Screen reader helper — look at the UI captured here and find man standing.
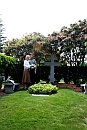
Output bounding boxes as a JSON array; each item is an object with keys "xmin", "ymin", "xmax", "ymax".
[{"xmin": 29, "ymin": 53, "xmax": 37, "ymax": 85}]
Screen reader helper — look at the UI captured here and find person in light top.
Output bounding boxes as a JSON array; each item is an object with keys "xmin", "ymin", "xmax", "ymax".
[{"xmin": 22, "ymin": 55, "xmax": 31, "ymax": 90}]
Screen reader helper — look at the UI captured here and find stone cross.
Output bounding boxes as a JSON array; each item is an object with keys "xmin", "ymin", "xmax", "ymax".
[{"xmin": 44, "ymin": 54, "xmax": 60, "ymax": 83}]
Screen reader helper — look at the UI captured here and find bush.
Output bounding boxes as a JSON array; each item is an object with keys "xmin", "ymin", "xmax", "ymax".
[
  {"xmin": 0, "ymin": 78, "xmax": 3, "ymax": 89},
  {"xmin": 28, "ymin": 83, "xmax": 58, "ymax": 95},
  {"xmin": 0, "ymin": 54, "xmax": 17, "ymax": 79}
]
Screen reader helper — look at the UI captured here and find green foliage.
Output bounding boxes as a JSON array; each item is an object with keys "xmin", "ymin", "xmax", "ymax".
[
  {"xmin": 28, "ymin": 83, "xmax": 58, "ymax": 94},
  {"xmin": 50, "ymin": 19, "xmax": 87, "ymax": 66},
  {"xmin": 82, "ymin": 62, "xmax": 87, "ymax": 66},
  {"xmin": 0, "ymin": 54, "xmax": 17, "ymax": 66},
  {"xmin": 3, "ymin": 19, "xmax": 87, "ymax": 66},
  {"xmin": 0, "ymin": 78, "xmax": 3, "ymax": 89},
  {"xmin": 4, "ymin": 32, "xmax": 47, "ymax": 62},
  {"xmin": 0, "ymin": 54, "xmax": 17, "ymax": 78}
]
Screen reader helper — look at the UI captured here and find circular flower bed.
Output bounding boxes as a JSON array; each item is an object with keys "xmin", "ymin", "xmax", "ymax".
[{"xmin": 28, "ymin": 83, "xmax": 58, "ymax": 95}]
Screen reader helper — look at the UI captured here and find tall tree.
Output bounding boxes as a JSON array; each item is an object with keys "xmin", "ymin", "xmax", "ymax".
[
  {"xmin": 0, "ymin": 15, "xmax": 6, "ymax": 53},
  {"xmin": 4, "ymin": 32, "xmax": 47, "ymax": 63},
  {"xmin": 4, "ymin": 19, "xmax": 87, "ymax": 66},
  {"xmin": 49, "ymin": 19, "xmax": 87, "ymax": 66}
]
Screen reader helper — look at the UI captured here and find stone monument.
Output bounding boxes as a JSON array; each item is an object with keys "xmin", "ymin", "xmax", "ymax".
[{"xmin": 44, "ymin": 54, "xmax": 60, "ymax": 83}]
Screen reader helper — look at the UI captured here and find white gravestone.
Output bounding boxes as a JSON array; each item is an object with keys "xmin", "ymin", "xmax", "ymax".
[{"xmin": 44, "ymin": 54, "xmax": 60, "ymax": 83}]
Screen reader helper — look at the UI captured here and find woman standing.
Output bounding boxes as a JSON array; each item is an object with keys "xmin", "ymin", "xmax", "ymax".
[{"xmin": 22, "ymin": 55, "xmax": 31, "ymax": 90}]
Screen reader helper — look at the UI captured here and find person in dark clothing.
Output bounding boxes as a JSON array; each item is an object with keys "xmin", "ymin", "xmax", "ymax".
[{"xmin": 29, "ymin": 53, "xmax": 37, "ymax": 85}]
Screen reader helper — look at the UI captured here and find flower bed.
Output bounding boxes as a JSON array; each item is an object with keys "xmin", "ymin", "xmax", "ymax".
[
  {"xmin": 57, "ymin": 83, "xmax": 82, "ymax": 92},
  {"xmin": 28, "ymin": 83, "xmax": 58, "ymax": 95}
]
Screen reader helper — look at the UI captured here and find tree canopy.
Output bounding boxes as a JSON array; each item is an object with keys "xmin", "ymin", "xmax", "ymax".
[
  {"xmin": 4, "ymin": 19, "xmax": 87, "ymax": 66},
  {"xmin": 48, "ymin": 19, "xmax": 87, "ymax": 66}
]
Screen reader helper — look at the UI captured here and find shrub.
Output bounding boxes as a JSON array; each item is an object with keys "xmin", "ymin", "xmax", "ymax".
[
  {"xmin": 0, "ymin": 54, "xmax": 17, "ymax": 79},
  {"xmin": 28, "ymin": 83, "xmax": 58, "ymax": 95},
  {"xmin": 0, "ymin": 78, "xmax": 3, "ymax": 89}
]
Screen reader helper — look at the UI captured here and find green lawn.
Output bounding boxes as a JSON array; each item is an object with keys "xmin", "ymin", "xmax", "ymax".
[{"xmin": 0, "ymin": 88, "xmax": 87, "ymax": 130}]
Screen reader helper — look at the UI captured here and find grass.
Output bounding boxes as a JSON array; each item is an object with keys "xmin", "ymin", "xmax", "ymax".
[{"xmin": 0, "ymin": 88, "xmax": 87, "ymax": 130}]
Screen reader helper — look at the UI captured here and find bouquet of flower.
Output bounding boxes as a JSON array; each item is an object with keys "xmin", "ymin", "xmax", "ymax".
[{"xmin": 30, "ymin": 64, "xmax": 36, "ymax": 69}]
